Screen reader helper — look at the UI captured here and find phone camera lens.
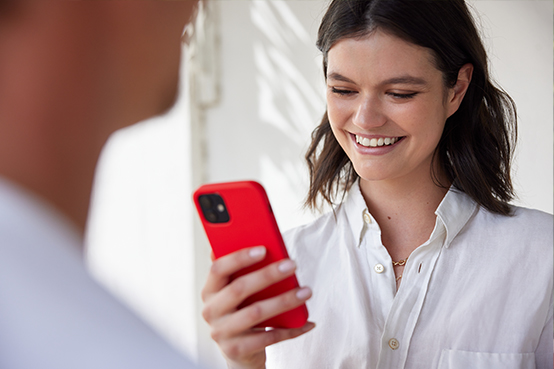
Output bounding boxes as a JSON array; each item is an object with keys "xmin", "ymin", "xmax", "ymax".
[
  {"xmin": 199, "ymin": 196, "xmax": 212, "ymax": 209},
  {"xmin": 205, "ymin": 210, "xmax": 217, "ymax": 223}
]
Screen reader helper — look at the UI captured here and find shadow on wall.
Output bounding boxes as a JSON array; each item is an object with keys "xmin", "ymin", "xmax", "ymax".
[
  {"xmin": 200, "ymin": 0, "xmax": 328, "ymax": 231},
  {"xmin": 251, "ymin": 1, "xmax": 327, "ymax": 230}
]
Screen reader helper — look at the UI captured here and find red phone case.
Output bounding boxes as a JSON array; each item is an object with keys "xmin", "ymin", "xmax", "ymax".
[{"xmin": 193, "ymin": 180, "xmax": 308, "ymax": 328}]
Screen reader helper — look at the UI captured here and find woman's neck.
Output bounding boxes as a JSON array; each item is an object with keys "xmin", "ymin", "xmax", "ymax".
[{"xmin": 359, "ymin": 171, "xmax": 450, "ymax": 261}]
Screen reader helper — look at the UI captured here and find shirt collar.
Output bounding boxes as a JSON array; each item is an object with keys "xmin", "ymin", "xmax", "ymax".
[
  {"xmin": 342, "ymin": 180, "xmax": 375, "ymax": 247},
  {"xmin": 342, "ymin": 181, "xmax": 478, "ymax": 249},
  {"xmin": 435, "ymin": 186, "xmax": 478, "ymax": 248}
]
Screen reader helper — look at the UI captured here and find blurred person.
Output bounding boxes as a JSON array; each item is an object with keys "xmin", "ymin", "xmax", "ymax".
[{"xmin": 0, "ymin": 1, "xmax": 203, "ymax": 368}]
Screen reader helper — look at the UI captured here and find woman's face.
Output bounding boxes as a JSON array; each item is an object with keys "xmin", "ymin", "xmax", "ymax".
[{"xmin": 326, "ymin": 30, "xmax": 463, "ymax": 187}]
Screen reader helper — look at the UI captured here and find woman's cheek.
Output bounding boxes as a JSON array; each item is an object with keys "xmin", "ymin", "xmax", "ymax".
[{"xmin": 327, "ymin": 98, "xmax": 350, "ymax": 128}]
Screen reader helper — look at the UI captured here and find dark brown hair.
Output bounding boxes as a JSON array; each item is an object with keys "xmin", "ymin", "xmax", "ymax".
[{"xmin": 306, "ymin": 0, "xmax": 517, "ymax": 215}]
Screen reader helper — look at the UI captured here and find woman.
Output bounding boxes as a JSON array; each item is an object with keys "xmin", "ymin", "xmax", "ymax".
[{"xmin": 201, "ymin": 0, "xmax": 553, "ymax": 368}]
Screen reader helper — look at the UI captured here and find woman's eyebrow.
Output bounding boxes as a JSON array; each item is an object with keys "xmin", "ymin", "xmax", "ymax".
[
  {"xmin": 327, "ymin": 72, "xmax": 356, "ymax": 84},
  {"xmin": 327, "ymin": 72, "xmax": 428, "ymax": 87},
  {"xmin": 380, "ymin": 76, "xmax": 428, "ymax": 86}
]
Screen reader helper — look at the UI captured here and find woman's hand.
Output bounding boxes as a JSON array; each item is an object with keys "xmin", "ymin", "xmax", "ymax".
[{"xmin": 201, "ymin": 246, "xmax": 315, "ymax": 369}]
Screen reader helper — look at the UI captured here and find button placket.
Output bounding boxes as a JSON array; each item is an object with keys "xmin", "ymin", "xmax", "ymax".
[{"xmin": 376, "ymin": 233, "xmax": 446, "ymax": 369}]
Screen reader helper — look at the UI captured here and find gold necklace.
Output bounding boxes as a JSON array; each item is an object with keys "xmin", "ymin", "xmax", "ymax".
[
  {"xmin": 393, "ymin": 257, "xmax": 408, "ymax": 283},
  {"xmin": 392, "ymin": 258, "xmax": 408, "ymax": 266}
]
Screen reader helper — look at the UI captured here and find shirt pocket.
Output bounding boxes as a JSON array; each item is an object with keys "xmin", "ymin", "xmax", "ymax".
[{"xmin": 438, "ymin": 349, "xmax": 535, "ymax": 369}]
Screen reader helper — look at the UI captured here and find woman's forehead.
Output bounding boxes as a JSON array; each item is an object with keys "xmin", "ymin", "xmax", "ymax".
[{"xmin": 326, "ymin": 30, "xmax": 441, "ymax": 84}]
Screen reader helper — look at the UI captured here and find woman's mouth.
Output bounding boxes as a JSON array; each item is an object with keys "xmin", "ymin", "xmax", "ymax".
[{"xmin": 355, "ymin": 134, "xmax": 402, "ymax": 148}]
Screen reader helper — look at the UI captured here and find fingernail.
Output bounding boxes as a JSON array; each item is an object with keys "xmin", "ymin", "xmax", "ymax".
[
  {"xmin": 278, "ymin": 259, "xmax": 296, "ymax": 273},
  {"xmin": 296, "ymin": 287, "xmax": 312, "ymax": 300},
  {"xmin": 249, "ymin": 246, "xmax": 266, "ymax": 259}
]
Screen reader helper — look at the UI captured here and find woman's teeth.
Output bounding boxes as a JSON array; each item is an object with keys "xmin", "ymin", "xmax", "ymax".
[{"xmin": 356, "ymin": 135, "xmax": 400, "ymax": 148}]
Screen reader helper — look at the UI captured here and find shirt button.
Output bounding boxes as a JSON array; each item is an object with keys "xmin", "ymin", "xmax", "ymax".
[
  {"xmin": 363, "ymin": 211, "xmax": 372, "ymax": 224},
  {"xmin": 388, "ymin": 338, "xmax": 399, "ymax": 350},
  {"xmin": 374, "ymin": 264, "xmax": 385, "ymax": 274}
]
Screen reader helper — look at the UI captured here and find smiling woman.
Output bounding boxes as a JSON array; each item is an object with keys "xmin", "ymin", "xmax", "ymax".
[
  {"xmin": 325, "ymin": 31, "xmax": 473, "ymax": 195},
  {"xmin": 263, "ymin": 1, "xmax": 551, "ymax": 368},
  {"xmin": 199, "ymin": 0, "xmax": 552, "ymax": 368},
  {"xmin": 306, "ymin": 0, "xmax": 516, "ymax": 216}
]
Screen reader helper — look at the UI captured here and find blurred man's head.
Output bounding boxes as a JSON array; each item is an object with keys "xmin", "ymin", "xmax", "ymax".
[
  {"xmin": 0, "ymin": 0, "xmax": 199, "ymax": 231},
  {"xmin": 0, "ymin": 0, "xmax": 198, "ymax": 130}
]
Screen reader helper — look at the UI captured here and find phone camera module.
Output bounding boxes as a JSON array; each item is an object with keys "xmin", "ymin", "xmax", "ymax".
[{"xmin": 198, "ymin": 194, "xmax": 230, "ymax": 223}]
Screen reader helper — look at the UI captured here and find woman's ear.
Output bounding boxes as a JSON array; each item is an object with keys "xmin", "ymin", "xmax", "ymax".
[{"xmin": 446, "ymin": 63, "xmax": 473, "ymax": 117}]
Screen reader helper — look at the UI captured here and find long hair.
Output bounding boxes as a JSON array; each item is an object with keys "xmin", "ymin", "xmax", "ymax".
[{"xmin": 306, "ymin": 0, "xmax": 517, "ymax": 215}]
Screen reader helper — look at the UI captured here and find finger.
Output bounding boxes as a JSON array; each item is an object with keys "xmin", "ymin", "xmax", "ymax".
[
  {"xmin": 202, "ymin": 246, "xmax": 266, "ymax": 302},
  {"xmin": 213, "ymin": 286, "xmax": 312, "ymax": 339},
  {"xmin": 219, "ymin": 322, "xmax": 316, "ymax": 363},
  {"xmin": 205, "ymin": 259, "xmax": 299, "ymax": 321}
]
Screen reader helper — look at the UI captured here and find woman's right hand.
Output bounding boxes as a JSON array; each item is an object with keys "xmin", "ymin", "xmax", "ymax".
[{"xmin": 201, "ymin": 246, "xmax": 315, "ymax": 369}]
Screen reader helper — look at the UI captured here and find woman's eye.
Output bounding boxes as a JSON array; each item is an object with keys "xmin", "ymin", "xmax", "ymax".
[
  {"xmin": 388, "ymin": 92, "xmax": 418, "ymax": 99},
  {"xmin": 331, "ymin": 87, "xmax": 356, "ymax": 96}
]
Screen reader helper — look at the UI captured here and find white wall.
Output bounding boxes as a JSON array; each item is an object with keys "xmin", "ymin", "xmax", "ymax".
[
  {"xmin": 469, "ymin": 0, "xmax": 553, "ymax": 213},
  {"xmin": 87, "ymin": 2, "xmax": 552, "ymax": 369},
  {"xmin": 198, "ymin": 0, "xmax": 329, "ymax": 232}
]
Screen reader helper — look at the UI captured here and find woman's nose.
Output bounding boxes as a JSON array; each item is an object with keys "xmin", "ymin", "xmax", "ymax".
[{"xmin": 352, "ymin": 95, "xmax": 386, "ymax": 129}]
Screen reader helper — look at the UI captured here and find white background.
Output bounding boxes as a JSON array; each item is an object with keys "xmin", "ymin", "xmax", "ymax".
[{"xmin": 86, "ymin": 2, "xmax": 553, "ymax": 368}]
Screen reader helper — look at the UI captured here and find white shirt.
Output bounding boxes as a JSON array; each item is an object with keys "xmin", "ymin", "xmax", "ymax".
[
  {"xmin": 0, "ymin": 177, "xmax": 200, "ymax": 369},
  {"xmin": 266, "ymin": 182, "xmax": 553, "ymax": 369}
]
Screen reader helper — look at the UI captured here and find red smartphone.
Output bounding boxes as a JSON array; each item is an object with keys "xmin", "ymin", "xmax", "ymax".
[{"xmin": 193, "ymin": 180, "xmax": 308, "ymax": 328}]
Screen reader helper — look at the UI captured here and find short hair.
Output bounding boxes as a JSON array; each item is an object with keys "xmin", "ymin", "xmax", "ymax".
[{"xmin": 305, "ymin": 0, "xmax": 517, "ymax": 215}]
